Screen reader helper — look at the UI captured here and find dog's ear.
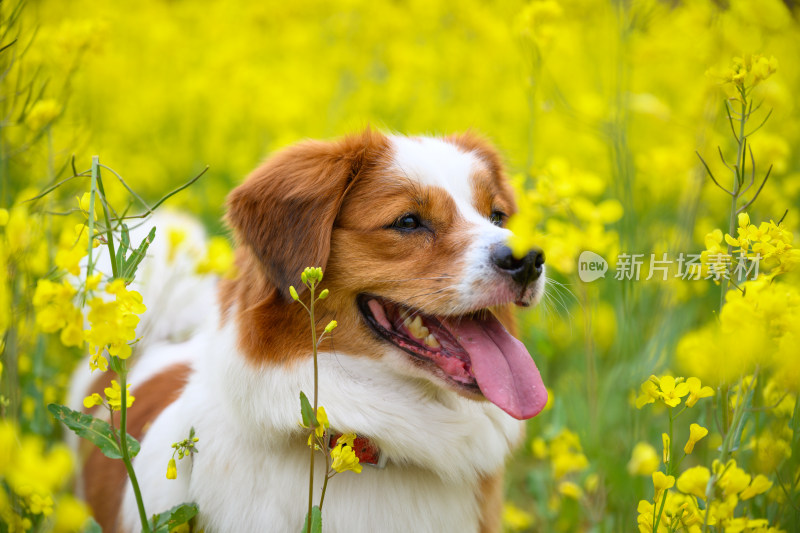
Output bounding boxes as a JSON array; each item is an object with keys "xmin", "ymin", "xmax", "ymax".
[{"xmin": 227, "ymin": 129, "xmax": 387, "ymax": 298}]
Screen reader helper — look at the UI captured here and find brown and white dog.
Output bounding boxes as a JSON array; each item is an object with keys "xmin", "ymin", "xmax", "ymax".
[{"xmin": 70, "ymin": 130, "xmax": 548, "ymax": 532}]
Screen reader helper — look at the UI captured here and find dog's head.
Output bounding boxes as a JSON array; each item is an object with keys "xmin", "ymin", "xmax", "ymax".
[{"xmin": 226, "ymin": 129, "xmax": 548, "ymax": 420}]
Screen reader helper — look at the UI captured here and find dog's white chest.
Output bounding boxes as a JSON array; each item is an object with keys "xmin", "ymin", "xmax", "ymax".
[{"xmin": 190, "ymin": 442, "xmax": 482, "ymax": 533}]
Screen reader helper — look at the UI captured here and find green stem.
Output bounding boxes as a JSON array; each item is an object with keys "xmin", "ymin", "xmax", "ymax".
[
  {"xmin": 95, "ymin": 173, "xmax": 118, "ymax": 278},
  {"xmin": 719, "ymin": 95, "xmax": 748, "ymax": 310},
  {"xmin": 654, "ymin": 409, "xmax": 674, "ymax": 533},
  {"xmin": 652, "ymin": 488, "xmax": 669, "ymax": 533},
  {"xmin": 86, "ymin": 157, "xmax": 99, "ymax": 281},
  {"xmin": 118, "ymin": 363, "xmax": 150, "ymax": 532},
  {"xmin": 306, "ymin": 282, "xmax": 318, "ymax": 533},
  {"xmin": 319, "ymin": 472, "xmax": 331, "ymax": 512}
]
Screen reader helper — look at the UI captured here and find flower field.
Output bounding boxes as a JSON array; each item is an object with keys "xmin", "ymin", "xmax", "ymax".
[{"xmin": 1, "ymin": 0, "xmax": 799, "ymax": 531}]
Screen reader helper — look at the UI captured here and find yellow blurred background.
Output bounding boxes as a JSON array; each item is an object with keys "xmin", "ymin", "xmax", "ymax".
[{"xmin": 2, "ymin": 0, "xmax": 800, "ymax": 530}]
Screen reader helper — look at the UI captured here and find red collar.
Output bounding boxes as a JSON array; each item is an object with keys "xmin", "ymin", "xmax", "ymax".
[{"xmin": 329, "ymin": 432, "xmax": 387, "ymax": 468}]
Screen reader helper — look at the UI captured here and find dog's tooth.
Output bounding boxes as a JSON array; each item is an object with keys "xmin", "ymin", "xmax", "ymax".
[
  {"xmin": 424, "ymin": 333, "xmax": 440, "ymax": 348},
  {"xmin": 403, "ymin": 316, "xmax": 413, "ymax": 329},
  {"xmin": 418, "ymin": 326, "xmax": 429, "ymax": 338},
  {"xmin": 411, "ymin": 315, "xmax": 423, "ymax": 330}
]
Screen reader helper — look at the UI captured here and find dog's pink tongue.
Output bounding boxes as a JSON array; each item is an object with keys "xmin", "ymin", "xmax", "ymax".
[{"xmin": 442, "ymin": 314, "xmax": 547, "ymax": 420}]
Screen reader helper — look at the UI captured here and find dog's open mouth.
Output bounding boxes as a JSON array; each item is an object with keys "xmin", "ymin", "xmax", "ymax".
[{"xmin": 357, "ymin": 294, "xmax": 548, "ymax": 420}]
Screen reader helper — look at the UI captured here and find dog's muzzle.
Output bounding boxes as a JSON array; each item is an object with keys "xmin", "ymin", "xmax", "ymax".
[{"xmin": 491, "ymin": 245, "xmax": 545, "ymax": 286}]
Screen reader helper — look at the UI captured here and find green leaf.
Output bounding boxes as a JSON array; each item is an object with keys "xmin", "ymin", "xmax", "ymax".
[
  {"xmin": 48, "ymin": 403, "xmax": 140, "ymax": 459},
  {"xmin": 299, "ymin": 391, "xmax": 317, "ymax": 429},
  {"xmin": 121, "ymin": 226, "xmax": 156, "ymax": 281},
  {"xmin": 150, "ymin": 502, "xmax": 199, "ymax": 533},
  {"xmin": 82, "ymin": 517, "xmax": 102, "ymax": 533},
  {"xmin": 301, "ymin": 506, "xmax": 322, "ymax": 533}
]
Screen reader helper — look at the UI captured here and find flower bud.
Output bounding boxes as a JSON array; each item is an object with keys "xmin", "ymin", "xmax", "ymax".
[
  {"xmin": 318, "ymin": 289, "xmax": 329, "ymax": 299},
  {"xmin": 324, "ymin": 320, "xmax": 338, "ymax": 333},
  {"xmin": 289, "ymin": 285, "xmax": 299, "ymax": 301},
  {"xmin": 166, "ymin": 458, "xmax": 177, "ymax": 480}
]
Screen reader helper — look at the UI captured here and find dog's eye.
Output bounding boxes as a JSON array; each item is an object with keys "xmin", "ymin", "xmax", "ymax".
[
  {"xmin": 392, "ymin": 214, "xmax": 422, "ymax": 230},
  {"xmin": 489, "ymin": 211, "xmax": 506, "ymax": 227}
]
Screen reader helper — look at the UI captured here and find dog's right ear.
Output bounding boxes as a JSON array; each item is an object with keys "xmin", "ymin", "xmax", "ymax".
[{"xmin": 226, "ymin": 130, "xmax": 388, "ymax": 299}]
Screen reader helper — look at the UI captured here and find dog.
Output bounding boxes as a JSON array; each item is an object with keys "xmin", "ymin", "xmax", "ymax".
[{"xmin": 71, "ymin": 129, "xmax": 548, "ymax": 532}]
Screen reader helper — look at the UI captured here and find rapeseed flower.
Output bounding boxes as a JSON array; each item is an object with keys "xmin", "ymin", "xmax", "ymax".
[
  {"xmin": 636, "ymin": 375, "xmax": 693, "ymax": 409},
  {"xmin": 627, "ymin": 442, "xmax": 660, "ymax": 476},
  {"xmin": 330, "ymin": 443, "xmax": 362, "ymax": 474},
  {"xmin": 25, "ymin": 99, "xmax": 61, "ymax": 130},
  {"xmin": 104, "ymin": 380, "xmax": 135, "ymax": 411},
  {"xmin": 684, "ymin": 377, "xmax": 714, "ymax": 407},
  {"xmin": 677, "ymin": 465, "xmax": 710, "ymax": 500},
  {"xmin": 166, "ymin": 458, "xmax": 177, "ymax": 480},
  {"xmin": 683, "ymin": 424, "xmax": 708, "ymax": 454},
  {"xmin": 502, "ymin": 502, "xmax": 534, "ymax": 531},
  {"xmin": 652, "ymin": 471, "xmax": 675, "ymax": 504},
  {"xmin": 196, "ymin": 236, "xmax": 235, "ymax": 277}
]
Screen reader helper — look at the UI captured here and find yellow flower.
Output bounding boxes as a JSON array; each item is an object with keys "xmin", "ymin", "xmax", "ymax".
[
  {"xmin": 714, "ymin": 459, "xmax": 751, "ymax": 498},
  {"xmin": 85, "ymin": 280, "xmax": 146, "ymax": 365},
  {"xmin": 89, "ymin": 352, "xmax": 108, "ymax": 373},
  {"xmin": 330, "ymin": 443, "xmax": 362, "ymax": 474},
  {"xmin": 25, "ymin": 99, "xmax": 61, "ymax": 130},
  {"xmin": 27, "ymin": 493, "xmax": 54, "ymax": 516},
  {"xmin": 196, "ymin": 236, "xmax": 235, "ymax": 277},
  {"xmin": 305, "ymin": 406, "xmax": 330, "ymax": 447},
  {"xmin": 104, "ymin": 380, "xmax": 135, "ymax": 411},
  {"xmin": 658, "ymin": 376, "xmax": 689, "ymax": 407},
  {"xmin": 502, "ymin": 502, "xmax": 534, "ymax": 531},
  {"xmin": 652, "ymin": 471, "xmax": 675, "ymax": 502},
  {"xmin": 77, "ymin": 193, "xmax": 97, "ymax": 221},
  {"xmin": 531, "ymin": 437, "xmax": 547, "ymax": 459},
  {"xmin": 557, "ymin": 480, "xmax": 583, "ymax": 500},
  {"xmin": 627, "ymin": 442, "xmax": 659, "ymax": 476},
  {"xmin": 52, "ymin": 494, "xmax": 91, "ymax": 533},
  {"xmin": 33, "ymin": 279, "xmax": 78, "ymax": 333},
  {"xmin": 738, "ymin": 212, "xmax": 750, "ymax": 229},
  {"xmin": 584, "ymin": 473, "xmax": 599, "ymax": 493},
  {"xmin": 4, "ymin": 430, "xmax": 73, "ymax": 502},
  {"xmin": 739, "ymin": 474, "xmax": 772, "ymax": 500},
  {"xmin": 753, "ymin": 430, "xmax": 792, "ymax": 473},
  {"xmin": 167, "ymin": 227, "xmax": 187, "ymax": 263},
  {"xmin": 635, "ymin": 377, "xmax": 660, "ymax": 409},
  {"xmin": 714, "ymin": 54, "xmax": 778, "ymax": 92},
  {"xmin": 82, "ymin": 393, "xmax": 103, "ymax": 409},
  {"xmin": 662, "ymin": 433, "xmax": 670, "ymax": 464},
  {"xmin": 636, "ymin": 375, "xmax": 690, "ymax": 409},
  {"xmin": 166, "ymin": 458, "xmax": 177, "ymax": 480},
  {"xmin": 683, "ymin": 423, "xmax": 708, "ymax": 454},
  {"xmin": 335, "ymin": 432, "xmax": 356, "ymax": 448},
  {"xmin": 684, "ymin": 377, "xmax": 714, "ymax": 407},
  {"xmin": 549, "ymin": 429, "xmax": 589, "ymax": 479},
  {"xmin": 315, "ymin": 406, "xmax": 329, "ymax": 439},
  {"xmin": 677, "ymin": 465, "xmax": 710, "ymax": 500},
  {"xmin": 86, "ymin": 273, "xmax": 102, "ymax": 291}
]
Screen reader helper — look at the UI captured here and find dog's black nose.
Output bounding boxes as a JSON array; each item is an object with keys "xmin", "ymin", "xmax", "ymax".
[{"xmin": 491, "ymin": 246, "xmax": 545, "ymax": 286}]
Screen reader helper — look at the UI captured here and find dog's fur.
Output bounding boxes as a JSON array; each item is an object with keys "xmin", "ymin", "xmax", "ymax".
[{"xmin": 70, "ymin": 130, "xmax": 547, "ymax": 533}]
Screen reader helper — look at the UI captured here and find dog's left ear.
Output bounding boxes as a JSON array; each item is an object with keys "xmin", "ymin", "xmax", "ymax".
[{"xmin": 227, "ymin": 129, "xmax": 388, "ymax": 298}]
